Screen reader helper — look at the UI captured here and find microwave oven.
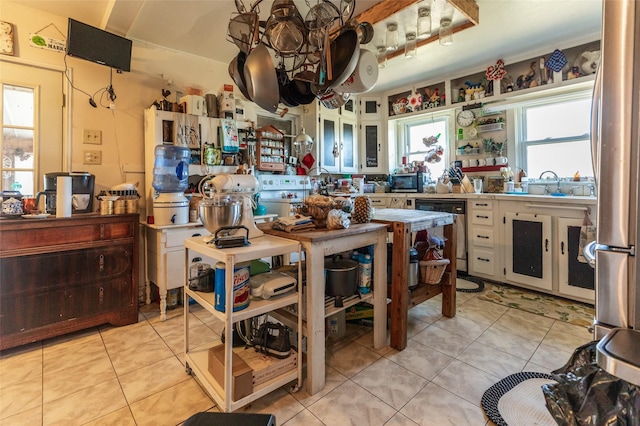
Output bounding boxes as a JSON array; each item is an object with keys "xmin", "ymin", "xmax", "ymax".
[{"xmin": 390, "ymin": 172, "xmax": 425, "ymax": 193}]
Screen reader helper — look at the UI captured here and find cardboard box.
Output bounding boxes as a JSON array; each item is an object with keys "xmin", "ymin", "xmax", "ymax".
[
  {"xmin": 345, "ymin": 303, "xmax": 374, "ymax": 320},
  {"xmin": 235, "ymin": 347, "xmax": 297, "ymax": 387},
  {"xmin": 179, "ymin": 95, "xmax": 205, "ymax": 116},
  {"xmin": 208, "ymin": 344, "xmax": 253, "ymax": 401}
]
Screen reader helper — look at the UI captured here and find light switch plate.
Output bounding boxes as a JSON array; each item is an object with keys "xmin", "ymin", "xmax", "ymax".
[
  {"xmin": 83, "ymin": 150, "xmax": 102, "ymax": 165},
  {"xmin": 83, "ymin": 129, "xmax": 102, "ymax": 144}
]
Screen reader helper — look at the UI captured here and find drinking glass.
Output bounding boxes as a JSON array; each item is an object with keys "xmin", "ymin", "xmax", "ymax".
[{"xmin": 473, "ymin": 179, "xmax": 483, "ymax": 194}]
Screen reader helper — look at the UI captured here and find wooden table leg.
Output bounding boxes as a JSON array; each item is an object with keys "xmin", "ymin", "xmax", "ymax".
[
  {"xmin": 441, "ymin": 219, "xmax": 457, "ymax": 317},
  {"xmin": 305, "ymin": 242, "xmax": 325, "ymax": 395},
  {"xmin": 390, "ymin": 221, "xmax": 411, "ymax": 350},
  {"xmin": 373, "ymin": 229, "xmax": 387, "ymax": 349}
]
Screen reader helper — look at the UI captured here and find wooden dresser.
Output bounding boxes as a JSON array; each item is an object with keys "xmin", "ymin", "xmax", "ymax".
[{"xmin": 0, "ymin": 214, "xmax": 139, "ymax": 350}]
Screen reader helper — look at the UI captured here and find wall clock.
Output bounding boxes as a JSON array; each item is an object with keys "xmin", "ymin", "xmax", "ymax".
[
  {"xmin": 456, "ymin": 109, "xmax": 475, "ymax": 127},
  {"xmin": 1, "ymin": 21, "xmax": 15, "ymax": 56}
]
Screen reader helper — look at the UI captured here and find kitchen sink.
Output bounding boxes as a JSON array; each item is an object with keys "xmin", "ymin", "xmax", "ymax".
[{"xmin": 527, "ymin": 180, "xmax": 596, "ymax": 196}]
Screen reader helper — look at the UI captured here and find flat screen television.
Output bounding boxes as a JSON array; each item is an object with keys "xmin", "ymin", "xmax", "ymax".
[{"xmin": 66, "ymin": 18, "xmax": 132, "ymax": 72}]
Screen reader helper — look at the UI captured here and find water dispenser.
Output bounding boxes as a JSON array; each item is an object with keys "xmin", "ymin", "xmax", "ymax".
[
  {"xmin": 152, "ymin": 145, "xmax": 190, "ymax": 193},
  {"xmin": 152, "ymin": 145, "xmax": 190, "ymax": 225}
]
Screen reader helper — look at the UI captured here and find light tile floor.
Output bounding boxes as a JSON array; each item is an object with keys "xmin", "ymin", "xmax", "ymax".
[{"xmin": 0, "ymin": 285, "xmax": 593, "ymax": 426}]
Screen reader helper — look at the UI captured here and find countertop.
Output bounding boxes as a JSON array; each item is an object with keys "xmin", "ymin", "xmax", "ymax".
[{"xmin": 366, "ymin": 192, "xmax": 597, "ymax": 204}]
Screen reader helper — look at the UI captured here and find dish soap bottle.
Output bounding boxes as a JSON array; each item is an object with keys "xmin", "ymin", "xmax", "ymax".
[{"xmin": 518, "ymin": 168, "xmax": 527, "ymax": 182}]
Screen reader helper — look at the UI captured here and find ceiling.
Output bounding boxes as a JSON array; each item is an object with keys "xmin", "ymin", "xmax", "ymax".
[{"xmin": 13, "ymin": 0, "xmax": 603, "ymax": 93}]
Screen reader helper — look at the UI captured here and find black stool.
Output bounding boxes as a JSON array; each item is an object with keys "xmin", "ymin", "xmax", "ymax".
[{"xmin": 182, "ymin": 412, "xmax": 276, "ymax": 426}]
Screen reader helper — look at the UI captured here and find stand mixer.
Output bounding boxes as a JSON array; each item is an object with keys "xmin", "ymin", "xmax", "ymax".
[{"xmin": 200, "ymin": 174, "xmax": 263, "ymax": 247}]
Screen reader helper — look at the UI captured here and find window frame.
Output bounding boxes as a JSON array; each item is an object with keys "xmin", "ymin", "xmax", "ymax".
[
  {"xmin": 396, "ymin": 111, "xmax": 453, "ymax": 174},
  {"xmin": 515, "ymin": 90, "xmax": 593, "ymax": 177}
]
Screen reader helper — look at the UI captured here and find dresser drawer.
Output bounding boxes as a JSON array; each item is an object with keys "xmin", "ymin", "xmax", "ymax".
[
  {"xmin": 470, "ymin": 200, "xmax": 493, "ymax": 210},
  {"xmin": 369, "ymin": 197, "xmax": 388, "ymax": 208},
  {"xmin": 471, "ymin": 227, "xmax": 495, "ymax": 248},
  {"xmin": 471, "ymin": 249, "xmax": 496, "ymax": 276},
  {"xmin": 471, "ymin": 210, "xmax": 493, "ymax": 226},
  {"xmin": 164, "ymin": 227, "xmax": 210, "ymax": 248}
]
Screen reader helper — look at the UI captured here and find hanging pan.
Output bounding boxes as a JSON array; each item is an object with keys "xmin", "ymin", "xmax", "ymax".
[{"xmin": 228, "ymin": 51, "xmax": 252, "ymax": 100}]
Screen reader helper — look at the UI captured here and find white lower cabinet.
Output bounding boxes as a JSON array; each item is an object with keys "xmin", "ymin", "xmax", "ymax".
[
  {"xmin": 504, "ymin": 212, "xmax": 553, "ymax": 291},
  {"xmin": 468, "ymin": 200, "xmax": 499, "ymax": 279},
  {"xmin": 183, "ymin": 235, "xmax": 302, "ymax": 412},
  {"xmin": 146, "ymin": 224, "xmax": 212, "ymax": 320},
  {"xmin": 557, "ymin": 217, "xmax": 596, "ymax": 301},
  {"xmin": 498, "ymin": 200, "xmax": 596, "ymax": 303}
]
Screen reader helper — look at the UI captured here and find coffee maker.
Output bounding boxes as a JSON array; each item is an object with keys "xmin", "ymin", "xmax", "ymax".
[{"xmin": 36, "ymin": 172, "xmax": 95, "ymax": 214}]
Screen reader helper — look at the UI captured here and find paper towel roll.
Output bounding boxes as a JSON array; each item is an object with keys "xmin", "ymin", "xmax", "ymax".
[{"xmin": 56, "ymin": 176, "xmax": 72, "ymax": 217}]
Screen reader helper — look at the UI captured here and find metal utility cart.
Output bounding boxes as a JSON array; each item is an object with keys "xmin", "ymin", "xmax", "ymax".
[{"xmin": 183, "ymin": 234, "xmax": 302, "ymax": 412}]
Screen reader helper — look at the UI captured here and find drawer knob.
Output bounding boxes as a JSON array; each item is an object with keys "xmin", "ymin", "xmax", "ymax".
[
  {"xmin": 477, "ymin": 215, "xmax": 489, "ymax": 219},
  {"xmin": 478, "ymin": 235, "xmax": 489, "ymax": 239},
  {"xmin": 478, "ymin": 257, "xmax": 490, "ymax": 262}
]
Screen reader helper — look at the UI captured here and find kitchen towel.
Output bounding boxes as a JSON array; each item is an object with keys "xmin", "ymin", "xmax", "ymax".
[
  {"xmin": 56, "ymin": 176, "xmax": 72, "ymax": 217},
  {"xmin": 578, "ymin": 208, "xmax": 596, "ymax": 263}
]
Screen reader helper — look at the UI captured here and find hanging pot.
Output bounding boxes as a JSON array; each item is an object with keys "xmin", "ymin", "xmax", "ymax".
[
  {"xmin": 333, "ymin": 48, "xmax": 378, "ymax": 94},
  {"xmin": 326, "ymin": 29, "xmax": 360, "ymax": 90},
  {"xmin": 319, "ymin": 89, "xmax": 350, "ymax": 110},
  {"xmin": 228, "ymin": 51, "xmax": 252, "ymax": 100},
  {"xmin": 324, "ymin": 255, "xmax": 358, "ymax": 307},
  {"xmin": 243, "ymin": 44, "xmax": 279, "ymax": 113}
]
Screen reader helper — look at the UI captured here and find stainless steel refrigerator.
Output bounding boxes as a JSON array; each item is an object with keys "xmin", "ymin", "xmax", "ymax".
[{"xmin": 587, "ymin": 0, "xmax": 640, "ymax": 339}]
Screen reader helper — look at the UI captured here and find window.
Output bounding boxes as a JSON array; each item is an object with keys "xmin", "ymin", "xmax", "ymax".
[
  {"xmin": 401, "ymin": 115, "xmax": 450, "ymax": 174},
  {"xmin": 2, "ymin": 84, "xmax": 36, "ymax": 195},
  {"xmin": 518, "ymin": 93, "xmax": 593, "ymax": 179}
]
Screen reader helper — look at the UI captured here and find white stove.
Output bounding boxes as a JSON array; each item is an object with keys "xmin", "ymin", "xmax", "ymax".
[{"xmin": 259, "ymin": 176, "xmax": 312, "ymax": 217}]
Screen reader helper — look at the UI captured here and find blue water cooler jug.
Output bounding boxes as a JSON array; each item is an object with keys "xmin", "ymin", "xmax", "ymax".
[{"xmin": 152, "ymin": 145, "xmax": 190, "ymax": 193}]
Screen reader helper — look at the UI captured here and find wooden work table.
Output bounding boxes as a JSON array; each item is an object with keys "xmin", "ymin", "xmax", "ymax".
[
  {"xmin": 259, "ymin": 222, "xmax": 388, "ymax": 396},
  {"xmin": 372, "ymin": 209, "xmax": 457, "ymax": 351}
]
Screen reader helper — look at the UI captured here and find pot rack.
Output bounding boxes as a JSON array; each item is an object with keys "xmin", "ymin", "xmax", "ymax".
[{"xmin": 227, "ymin": 0, "xmax": 479, "ymax": 111}]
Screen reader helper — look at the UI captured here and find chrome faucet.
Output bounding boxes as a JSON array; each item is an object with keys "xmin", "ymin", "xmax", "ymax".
[
  {"xmin": 538, "ymin": 170, "xmax": 561, "ymax": 193},
  {"xmin": 587, "ymin": 183, "xmax": 596, "ymax": 197}
]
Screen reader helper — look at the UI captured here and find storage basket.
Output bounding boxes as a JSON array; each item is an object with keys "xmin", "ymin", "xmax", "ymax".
[{"xmin": 419, "ymin": 259, "xmax": 450, "ymax": 284}]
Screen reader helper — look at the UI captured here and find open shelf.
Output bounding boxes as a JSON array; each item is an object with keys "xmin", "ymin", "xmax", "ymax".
[{"xmin": 462, "ymin": 165, "xmax": 505, "ymax": 173}]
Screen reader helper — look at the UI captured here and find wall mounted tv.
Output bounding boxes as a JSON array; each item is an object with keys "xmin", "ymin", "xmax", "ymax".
[{"xmin": 66, "ymin": 18, "xmax": 132, "ymax": 72}]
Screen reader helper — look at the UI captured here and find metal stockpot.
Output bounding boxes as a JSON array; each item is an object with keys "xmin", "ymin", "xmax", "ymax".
[{"xmin": 324, "ymin": 255, "xmax": 358, "ymax": 307}]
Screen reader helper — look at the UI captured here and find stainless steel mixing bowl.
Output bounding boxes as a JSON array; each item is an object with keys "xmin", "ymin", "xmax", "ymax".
[{"xmin": 199, "ymin": 196, "xmax": 241, "ymax": 234}]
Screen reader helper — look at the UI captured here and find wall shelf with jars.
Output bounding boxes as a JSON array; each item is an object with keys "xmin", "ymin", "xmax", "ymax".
[{"xmin": 256, "ymin": 125, "xmax": 286, "ymax": 172}]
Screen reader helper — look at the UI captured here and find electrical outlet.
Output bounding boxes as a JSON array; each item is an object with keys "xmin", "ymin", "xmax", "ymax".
[
  {"xmin": 83, "ymin": 150, "xmax": 102, "ymax": 165},
  {"xmin": 83, "ymin": 129, "xmax": 102, "ymax": 144}
]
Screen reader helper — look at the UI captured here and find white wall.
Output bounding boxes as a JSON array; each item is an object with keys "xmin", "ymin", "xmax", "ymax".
[{"xmin": 2, "ymin": 1, "xmax": 240, "ymax": 195}]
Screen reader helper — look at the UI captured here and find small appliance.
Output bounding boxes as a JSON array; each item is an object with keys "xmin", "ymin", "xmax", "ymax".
[
  {"xmin": 249, "ymin": 271, "xmax": 297, "ymax": 299},
  {"xmin": 390, "ymin": 172, "xmax": 425, "ymax": 193},
  {"xmin": 200, "ymin": 174, "xmax": 264, "ymax": 247},
  {"xmin": 36, "ymin": 172, "xmax": 95, "ymax": 214}
]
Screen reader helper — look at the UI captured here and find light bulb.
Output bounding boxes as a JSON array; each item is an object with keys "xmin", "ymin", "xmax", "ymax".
[
  {"xmin": 417, "ymin": 7, "xmax": 431, "ymax": 39},
  {"xmin": 386, "ymin": 22, "xmax": 398, "ymax": 50},
  {"xmin": 405, "ymin": 32, "xmax": 417, "ymax": 58},
  {"xmin": 439, "ymin": 18, "xmax": 453, "ymax": 46},
  {"xmin": 377, "ymin": 46, "xmax": 387, "ymax": 68}
]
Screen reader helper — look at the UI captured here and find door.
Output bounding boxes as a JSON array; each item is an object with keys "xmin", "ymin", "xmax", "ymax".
[
  {"xmin": 359, "ymin": 97, "xmax": 382, "ymax": 120},
  {"xmin": 557, "ymin": 218, "xmax": 595, "ymax": 301},
  {"xmin": 504, "ymin": 212, "xmax": 552, "ymax": 290},
  {"xmin": 339, "ymin": 117, "xmax": 357, "ymax": 173},
  {"xmin": 0, "ymin": 60, "xmax": 64, "ymax": 196},
  {"xmin": 319, "ymin": 114, "xmax": 339, "ymax": 173},
  {"xmin": 360, "ymin": 122, "xmax": 385, "ymax": 173}
]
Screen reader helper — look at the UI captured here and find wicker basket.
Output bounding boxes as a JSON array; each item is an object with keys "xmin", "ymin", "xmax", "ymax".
[{"xmin": 419, "ymin": 259, "xmax": 450, "ymax": 284}]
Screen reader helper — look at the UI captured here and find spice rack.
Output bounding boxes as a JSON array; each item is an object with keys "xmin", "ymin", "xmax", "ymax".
[{"xmin": 256, "ymin": 125, "xmax": 286, "ymax": 172}]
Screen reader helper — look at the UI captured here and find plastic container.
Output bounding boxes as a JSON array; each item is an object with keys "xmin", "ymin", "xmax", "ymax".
[
  {"xmin": 358, "ymin": 254, "xmax": 372, "ymax": 294},
  {"xmin": 152, "ymin": 145, "xmax": 190, "ymax": 193},
  {"xmin": 214, "ymin": 261, "xmax": 251, "ymax": 312}
]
